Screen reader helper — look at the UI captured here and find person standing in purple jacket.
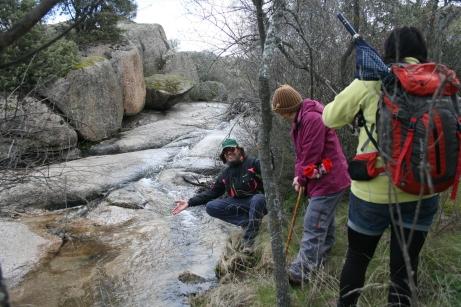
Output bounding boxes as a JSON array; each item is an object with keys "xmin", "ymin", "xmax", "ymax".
[{"xmin": 272, "ymin": 84, "xmax": 351, "ymax": 286}]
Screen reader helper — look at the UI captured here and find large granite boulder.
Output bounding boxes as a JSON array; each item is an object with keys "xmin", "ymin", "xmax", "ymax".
[
  {"xmin": 144, "ymin": 74, "xmax": 194, "ymax": 110},
  {"xmin": 0, "ymin": 96, "xmax": 78, "ymax": 162},
  {"xmin": 162, "ymin": 51, "xmax": 200, "ymax": 83},
  {"xmin": 189, "ymin": 81, "xmax": 228, "ymax": 102},
  {"xmin": 81, "ymin": 43, "xmax": 146, "ymax": 116},
  {"xmin": 111, "ymin": 48, "xmax": 146, "ymax": 115},
  {"xmin": 42, "ymin": 57, "xmax": 124, "ymax": 141},
  {"xmin": 119, "ymin": 22, "xmax": 170, "ymax": 76}
]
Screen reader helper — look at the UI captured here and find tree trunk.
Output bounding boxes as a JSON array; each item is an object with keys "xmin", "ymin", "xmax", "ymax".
[
  {"xmin": 0, "ymin": 0, "xmax": 62, "ymax": 51},
  {"xmin": 253, "ymin": 0, "xmax": 291, "ymax": 306}
]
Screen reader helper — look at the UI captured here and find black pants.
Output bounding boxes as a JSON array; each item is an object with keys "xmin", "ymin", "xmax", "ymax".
[{"xmin": 338, "ymin": 227, "xmax": 427, "ymax": 307}]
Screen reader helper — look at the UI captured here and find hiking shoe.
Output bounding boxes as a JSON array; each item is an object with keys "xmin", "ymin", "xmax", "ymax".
[
  {"xmin": 241, "ymin": 237, "xmax": 254, "ymax": 253},
  {"xmin": 241, "ymin": 245, "xmax": 254, "ymax": 255},
  {"xmin": 287, "ymin": 264, "xmax": 310, "ymax": 286}
]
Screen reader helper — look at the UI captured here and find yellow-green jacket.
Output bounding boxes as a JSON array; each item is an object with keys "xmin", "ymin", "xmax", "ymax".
[{"xmin": 322, "ymin": 57, "xmax": 434, "ymax": 204}]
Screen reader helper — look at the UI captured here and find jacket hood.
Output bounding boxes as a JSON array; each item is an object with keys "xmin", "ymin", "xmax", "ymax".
[{"xmin": 297, "ymin": 99, "xmax": 324, "ymax": 119}]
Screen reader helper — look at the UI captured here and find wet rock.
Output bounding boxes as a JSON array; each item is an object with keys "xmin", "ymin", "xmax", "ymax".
[
  {"xmin": 163, "ymin": 102, "xmax": 228, "ymax": 127},
  {"xmin": 86, "ymin": 203, "xmax": 138, "ymax": 225},
  {"xmin": 87, "ymin": 142, "xmax": 121, "ymax": 156},
  {"xmin": 0, "ymin": 220, "xmax": 60, "ymax": 287},
  {"xmin": 157, "ymin": 169, "xmax": 212, "ymax": 190},
  {"xmin": 0, "ymin": 148, "xmax": 175, "ymax": 208},
  {"xmin": 128, "ymin": 179, "xmax": 175, "ymax": 215},
  {"xmin": 90, "ymin": 102, "xmax": 228, "ymax": 154},
  {"xmin": 105, "ymin": 186, "xmax": 147, "ymax": 209},
  {"xmin": 178, "ymin": 271, "xmax": 206, "ymax": 284},
  {"xmin": 90, "ymin": 120, "xmax": 196, "ymax": 154},
  {"xmin": 144, "ymin": 74, "xmax": 194, "ymax": 110},
  {"xmin": 170, "ymin": 156, "xmax": 220, "ymax": 173},
  {"xmin": 188, "ymin": 130, "xmax": 229, "ymax": 158}
]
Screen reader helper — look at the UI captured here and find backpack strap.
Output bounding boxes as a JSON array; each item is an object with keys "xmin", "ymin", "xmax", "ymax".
[
  {"xmin": 393, "ymin": 117, "xmax": 417, "ymax": 185},
  {"xmin": 356, "ymin": 110, "xmax": 382, "ymax": 153}
]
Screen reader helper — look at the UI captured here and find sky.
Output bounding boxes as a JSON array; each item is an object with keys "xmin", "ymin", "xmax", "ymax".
[{"xmin": 134, "ymin": 0, "xmax": 232, "ymax": 52}]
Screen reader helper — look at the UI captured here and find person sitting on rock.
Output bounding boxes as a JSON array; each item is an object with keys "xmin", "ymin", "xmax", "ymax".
[{"xmin": 172, "ymin": 138, "xmax": 267, "ymax": 248}]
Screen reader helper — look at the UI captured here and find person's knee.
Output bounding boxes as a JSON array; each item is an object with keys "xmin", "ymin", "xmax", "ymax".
[
  {"xmin": 251, "ymin": 194, "xmax": 266, "ymax": 211},
  {"xmin": 205, "ymin": 201, "xmax": 221, "ymax": 218}
]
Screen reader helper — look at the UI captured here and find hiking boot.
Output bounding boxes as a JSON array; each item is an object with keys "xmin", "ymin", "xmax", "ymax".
[
  {"xmin": 241, "ymin": 245, "xmax": 254, "ymax": 255},
  {"xmin": 287, "ymin": 263, "xmax": 310, "ymax": 286},
  {"xmin": 241, "ymin": 237, "xmax": 254, "ymax": 254}
]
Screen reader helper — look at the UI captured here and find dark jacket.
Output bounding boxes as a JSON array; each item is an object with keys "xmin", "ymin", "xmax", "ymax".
[{"xmin": 188, "ymin": 157, "xmax": 263, "ymax": 206}]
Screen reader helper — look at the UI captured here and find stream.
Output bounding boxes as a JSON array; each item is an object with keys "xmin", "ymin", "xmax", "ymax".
[{"xmin": 0, "ymin": 101, "xmax": 250, "ymax": 306}]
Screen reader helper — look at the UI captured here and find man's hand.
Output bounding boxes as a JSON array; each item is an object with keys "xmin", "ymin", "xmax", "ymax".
[
  {"xmin": 172, "ymin": 200, "xmax": 189, "ymax": 215},
  {"xmin": 292, "ymin": 176, "xmax": 301, "ymax": 192}
]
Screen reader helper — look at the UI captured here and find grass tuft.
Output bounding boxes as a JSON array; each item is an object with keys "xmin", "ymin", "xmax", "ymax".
[{"xmin": 192, "ymin": 192, "xmax": 461, "ymax": 307}]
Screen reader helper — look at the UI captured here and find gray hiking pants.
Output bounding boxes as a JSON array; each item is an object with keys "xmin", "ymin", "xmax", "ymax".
[{"xmin": 289, "ymin": 189, "xmax": 346, "ymax": 275}]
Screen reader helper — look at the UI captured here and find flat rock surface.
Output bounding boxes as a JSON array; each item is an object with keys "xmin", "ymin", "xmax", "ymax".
[{"xmin": 0, "ymin": 221, "xmax": 58, "ymax": 287}]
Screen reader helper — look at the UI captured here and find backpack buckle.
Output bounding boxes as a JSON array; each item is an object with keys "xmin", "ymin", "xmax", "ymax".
[{"xmin": 409, "ymin": 117, "xmax": 417, "ymax": 130}]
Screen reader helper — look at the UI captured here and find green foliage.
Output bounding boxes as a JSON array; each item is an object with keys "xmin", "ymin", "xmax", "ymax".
[
  {"xmin": 255, "ymin": 283, "xmax": 276, "ymax": 306},
  {"xmin": 145, "ymin": 74, "xmax": 188, "ymax": 94},
  {"xmin": 0, "ymin": 0, "xmax": 79, "ymax": 92},
  {"xmin": 73, "ymin": 55, "xmax": 106, "ymax": 69},
  {"xmin": 0, "ymin": 0, "xmax": 137, "ymax": 92},
  {"xmin": 61, "ymin": 0, "xmax": 137, "ymax": 45},
  {"xmin": 154, "ymin": 79, "xmax": 181, "ymax": 94}
]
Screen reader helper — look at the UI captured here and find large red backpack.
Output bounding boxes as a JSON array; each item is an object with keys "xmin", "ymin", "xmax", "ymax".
[{"xmin": 372, "ymin": 63, "xmax": 461, "ymax": 198}]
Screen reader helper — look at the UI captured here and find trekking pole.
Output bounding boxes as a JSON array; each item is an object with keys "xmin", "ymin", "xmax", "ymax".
[
  {"xmin": 285, "ymin": 187, "xmax": 304, "ymax": 257},
  {"xmin": 336, "ymin": 13, "xmax": 359, "ymax": 38}
]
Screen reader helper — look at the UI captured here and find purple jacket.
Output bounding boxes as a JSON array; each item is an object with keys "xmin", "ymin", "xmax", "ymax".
[{"xmin": 291, "ymin": 99, "xmax": 350, "ymax": 197}]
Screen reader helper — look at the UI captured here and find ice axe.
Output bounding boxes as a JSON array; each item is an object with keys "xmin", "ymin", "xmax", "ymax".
[{"xmin": 285, "ymin": 187, "xmax": 304, "ymax": 257}]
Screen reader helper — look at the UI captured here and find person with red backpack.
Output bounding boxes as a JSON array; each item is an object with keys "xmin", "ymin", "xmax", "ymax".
[
  {"xmin": 322, "ymin": 27, "xmax": 458, "ymax": 306},
  {"xmin": 272, "ymin": 85, "xmax": 350, "ymax": 285}
]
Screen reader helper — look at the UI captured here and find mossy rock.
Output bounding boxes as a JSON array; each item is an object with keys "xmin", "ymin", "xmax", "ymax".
[
  {"xmin": 189, "ymin": 80, "xmax": 228, "ymax": 102},
  {"xmin": 144, "ymin": 74, "xmax": 194, "ymax": 110},
  {"xmin": 178, "ymin": 271, "xmax": 206, "ymax": 284},
  {"xmin": 73, "ymin": 56, "xmax": 106, "ymax": 70},
  {"xmin": 145, "ymin": 74, "xmax": 193, "ymax": 94}
]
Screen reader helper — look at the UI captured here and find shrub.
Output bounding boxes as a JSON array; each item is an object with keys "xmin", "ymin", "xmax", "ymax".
[{"xmin": 0, "ymin": 0, "xmax": 79, "ymax": 92}]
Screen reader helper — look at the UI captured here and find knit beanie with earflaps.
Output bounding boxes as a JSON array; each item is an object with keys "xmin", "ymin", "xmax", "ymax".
[{"xmin": 272, "ymin": 84, "xmax": 303, "ymax": 114}]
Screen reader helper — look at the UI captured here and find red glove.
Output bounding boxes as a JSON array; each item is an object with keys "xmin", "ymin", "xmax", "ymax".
[
  {"xmin": 319, "ymin": 159, "xmax": 333, "ymax": 175},
  {"xmin": 303, "ymin": 164, "xmax": 320, "ymax": 179}
]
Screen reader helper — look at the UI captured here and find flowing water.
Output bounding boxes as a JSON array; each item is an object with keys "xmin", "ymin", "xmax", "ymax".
[
  {"xmin": 9, "ymin": 165, "xmax": 231, "ymax": 307},
  {"xmin": 3, "ymin": 102, "xmax": 240, "ymax": 306}
]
